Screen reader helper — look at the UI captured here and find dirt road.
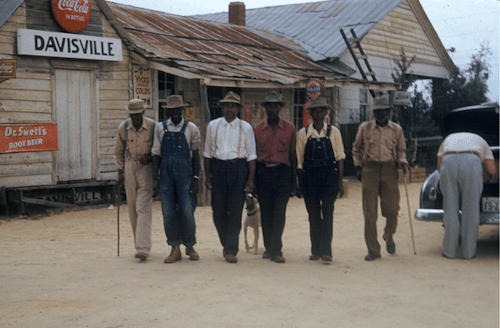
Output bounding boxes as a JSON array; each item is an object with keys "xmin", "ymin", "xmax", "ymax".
[{"xmin": 0, "ymin": 179, "xmax": 498, "ymax": 328}]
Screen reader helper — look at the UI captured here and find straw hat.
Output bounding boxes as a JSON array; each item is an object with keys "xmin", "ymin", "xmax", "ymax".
[
  {"xmin": 371, "ymin": 96, "xmax": 391, "ymax": 111},
  {"xmin": 218, "ymin": 91, "xmax": 242, "ymax": 107},
  {"xmin": 162, "ymin": 95, "xmax": 185, "ymax": 109},
  {"xmin": 305, "ymin": 97, "xmax": 332, "ymax": 111},
  {"xmin": 261, "ymin": 91, "xmax": 286, "ymax": 107},
  {"xmin": 127, "ymin": 99, "xmax": 146, "ymax": 114}
]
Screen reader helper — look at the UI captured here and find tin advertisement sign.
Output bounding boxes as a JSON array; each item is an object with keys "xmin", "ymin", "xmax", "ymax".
[
  {"xmin": 0, "ymin": 60, "xmax": 16, "ymax": 78},
  {"xmin": 52, "ymin": 0, "xmax": 91, "ymax": 33},
  {"xmin": 0, "ymin": 124, "xmax": 58, "ymax": 153},
  {"xmin": 306, "ymin": 78, "xmax": 325, "ymax": 99},
  {"xmin": 132, "ymin": 65, "xmax": 152, "ymax": 108}
]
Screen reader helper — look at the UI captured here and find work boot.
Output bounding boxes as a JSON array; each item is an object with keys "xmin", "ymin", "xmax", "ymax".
[
  {"xmin": 164, "ymin": 245, "xmax": 182, "ymax": 263},
  {"xmin": 186, "ymin": 247, "xmax": 200, "ymax": 261}
]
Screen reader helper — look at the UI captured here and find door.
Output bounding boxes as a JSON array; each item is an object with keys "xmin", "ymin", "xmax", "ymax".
[{"xmin": 54, "ymin": 69, "xmax": 96, "ymax": 182}]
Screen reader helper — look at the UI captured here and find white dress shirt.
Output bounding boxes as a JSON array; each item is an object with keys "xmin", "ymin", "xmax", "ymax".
[{"xmin": 203, "ymin": 117, "xmax": 257, "ymax": 161}]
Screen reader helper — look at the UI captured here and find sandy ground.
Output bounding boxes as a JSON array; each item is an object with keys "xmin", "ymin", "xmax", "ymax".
[{"xmin": 0, "ymin": 178, "xmax": 498, "ymax": 328}]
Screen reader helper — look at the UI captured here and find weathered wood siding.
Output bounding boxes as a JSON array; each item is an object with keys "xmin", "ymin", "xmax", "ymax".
[
  {"xmin": 0, "ymin": 0, "xmax": 132, "ymax": 187},
  {"xmin": 341, "ymin": 0, "xmax": 450, "ymax": 83}
]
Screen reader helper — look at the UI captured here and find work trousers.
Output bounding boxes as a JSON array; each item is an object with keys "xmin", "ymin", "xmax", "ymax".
[
  {"xmin": 255, "ymin": 164, "xmax": 293, "ymax": 257},
  {"xmin": 124, "ymin": 159, "xmax": 153, "ymax": 254},
  {"xmin": 211, "ymin": 158, "xmax": 248, "ymax": 256},
  {"xmin": 362, "ymin": 161, "xmax": 399, "ymax": 256},
  {"xmin": 302, "ymin": 165, "xmax": 338, "ymax": 257},
  {"xmin": 441, "ymin": 154, "xmax": 483, "ymax": 259}
]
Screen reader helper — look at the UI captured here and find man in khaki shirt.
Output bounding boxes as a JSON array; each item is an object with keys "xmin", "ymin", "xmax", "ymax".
[
  {"xmin": 352, "ymin": 96, "xmax": 408, "ymax": 261},
  {"xmin": 115, "ymin": 99, "xmax": 156, "ymax": 261}
]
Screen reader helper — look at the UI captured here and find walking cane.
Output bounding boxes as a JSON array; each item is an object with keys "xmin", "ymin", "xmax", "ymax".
[
  {"xmin": 116, "ymin": 182, "xmax": 120, "ymax": 257},
  {"xmin": 403, "ymin": 172, "xmax": 417, "ymax": 255}
]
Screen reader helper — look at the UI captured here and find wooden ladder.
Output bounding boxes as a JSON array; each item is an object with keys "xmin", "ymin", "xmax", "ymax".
[{"xmin": 340, "ymin": 28, "xmax": 377, "ymax": 97}]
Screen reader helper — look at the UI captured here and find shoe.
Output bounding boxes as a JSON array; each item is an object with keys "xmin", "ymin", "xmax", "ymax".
[
  {"xmin": 262, "ymin": 251, "xmax": 271, "ymax": 259},
  {"xmin": 365, "ymin": 253, "xmax": 381, "ymax": 261},
  {"xmin": 186, "ymin": 247, "xmax": 200, "ymax": 261},
  {"xmin": 135, "ymin": 252, "xmax": 148, "ymax": 261},
  {"xmin": 271, "ymin": 255, "xmax": 286, "ymax": 263},
  {"xmin": 164, "ymin": 245, "xmax": 182, "ymax": 263},
  {"xmin": 321, "ymin": 255, "xmax": 332, "ymax": 262},
  {"xmin": 309, "ymin": 254, "xmax": 321, "ymax": 261},
  {"xmin": 225, "ymin": 253, "xmax": 238, "ymax": 263},
  {"xmin": 386, "ymin": 243, "xmax": 396, "ymax": 254}
]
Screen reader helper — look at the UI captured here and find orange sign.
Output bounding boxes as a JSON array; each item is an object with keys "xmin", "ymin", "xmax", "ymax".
[
  {"xmin": 52, "ymin": 0, "xmax": 91, "ymax": 33},
  {"xmin": 306, "ymin": 78, "xmax": 325, "ymax": 99},
  {"xmin": 0, "ymin": 60, "xmax": 16, "ymax": 78},
  {"xmin": 244, "ymin": 103, "xmax": 252, "ymax": 123},
  {"xmin": 0, "ymin": 124, "xmax": 58, "ymax": 153}
]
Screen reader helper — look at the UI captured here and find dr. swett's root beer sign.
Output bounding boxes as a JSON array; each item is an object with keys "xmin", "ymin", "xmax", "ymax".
[{"xmin": 0, "ymin": 124, "xmax": 58, "ymax": 154}]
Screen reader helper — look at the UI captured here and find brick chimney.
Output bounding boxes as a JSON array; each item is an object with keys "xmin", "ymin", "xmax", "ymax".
[{"xmin": 229, "ymin": 2, "xmax": 246, "ymax": 26}]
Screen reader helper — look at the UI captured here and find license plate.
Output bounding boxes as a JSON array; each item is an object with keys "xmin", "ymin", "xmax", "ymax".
[{"xmin": 482, "ymin": 197, "xmax": 499, "ymax": 212}]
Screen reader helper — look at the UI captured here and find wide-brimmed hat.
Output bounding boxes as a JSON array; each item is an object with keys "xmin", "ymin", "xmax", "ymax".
[
  {"xmin": 305, "ymin": 97, "xmax": 332, "ymax": 111},
  {"xmin": 162, "ymin": 95, "xmax": 185, "ymax": 109},
  {"xmin": 261, "ymin": 91, "xmax": 286, "ymax": 107},
  {"xmin": 371, "ymin": 96, "xmax": 391, "ymax": 111},
  {"xmin": 218, "ymin": 91, "xmax": 242, "ymax": 108},
  {"xmin": 128, "ymin": 99, "xmax": 146, "ymax": 114}
]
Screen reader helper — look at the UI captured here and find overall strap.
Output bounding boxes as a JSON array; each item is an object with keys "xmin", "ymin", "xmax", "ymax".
[
  {"xmin": 181, "ymin": 120, "xmax": 188, "ymax": 133},
  {"xmin": 326, "ymin": 124, "xmax": 332, "ymax": 139},
  {"xmin": 163, "ymin": 120, "xmax": 169, "ymax": 132}
]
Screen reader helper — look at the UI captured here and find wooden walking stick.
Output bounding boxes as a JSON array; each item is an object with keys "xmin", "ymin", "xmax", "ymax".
[
  {"xmin": 403, "ymin": 172, "xmax": 417, "ymax": 255},
  {"xmin": 116, "ymin": 182, "xmax": 120, "ymax": 257}
]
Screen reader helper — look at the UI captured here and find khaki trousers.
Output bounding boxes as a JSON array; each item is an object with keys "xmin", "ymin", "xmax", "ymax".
[
  {"xmin": 362, "ymin": 161, "xmax": 400, "ymax": 256},
  {"xmin": 124, "ymin": 160, "xmax": 153, "ymax": 254}
]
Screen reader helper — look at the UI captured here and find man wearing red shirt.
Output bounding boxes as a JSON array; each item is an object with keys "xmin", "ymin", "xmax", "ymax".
[{"xmin": 253, "ymin": 91, "xmax": 297, "ymax": 263}]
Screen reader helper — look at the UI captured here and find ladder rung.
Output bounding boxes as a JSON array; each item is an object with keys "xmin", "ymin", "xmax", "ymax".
[
  {"xmin": 347, "ymin": 38, "xmax": 361, "ymax": 43},
  {"xmin": 364, "ymin": 72, "xmax": 376, "ymax": 76},
  {"xmin": 356, "ymin": 55, "xmax": 368, "ymax": 60}
]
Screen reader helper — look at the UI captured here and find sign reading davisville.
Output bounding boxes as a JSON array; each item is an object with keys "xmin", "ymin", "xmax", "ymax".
[{"xmin": 17, "ymin": 29, "xmax": 123, "ymax": 62}]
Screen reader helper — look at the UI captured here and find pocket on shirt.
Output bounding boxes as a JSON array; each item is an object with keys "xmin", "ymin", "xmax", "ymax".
[{"xmin": 277, "ymin": 135, "xmax": 290, "ymax": 152}]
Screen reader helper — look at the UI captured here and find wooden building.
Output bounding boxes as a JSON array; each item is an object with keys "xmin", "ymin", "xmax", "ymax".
[{"xmin": 0, "ymin": 0, "xmax": 392, "ymax": 212}]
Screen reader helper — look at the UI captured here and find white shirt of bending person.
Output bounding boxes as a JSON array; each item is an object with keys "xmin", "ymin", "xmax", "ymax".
[{"xmin": 203, "ymin": 117, "xmax": 257, "ymax": 161}]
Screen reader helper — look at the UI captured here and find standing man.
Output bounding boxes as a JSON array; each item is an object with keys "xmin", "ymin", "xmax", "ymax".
[
  {"xmin": 253, "ymin": 91, "xmax": 297, "ymax": 263},
  {"xmin": 204, "ymin": 91, "xmax": 257, "ymax": 263},
  {"xmin": 115, "ymin": 99, "xmax": 156, "ymax": 261},
  {"xmin": 152, "ymin": 95, "xmax": 201, "ymax": 263},
  {"xmin": 352, "ymin": 95, "xmax": 408, "ymax": 261},
  {"xmin": 296, "ymin": 97, "xmax": 345, "ymax": 263},
  {"xmin": 437, "ymin": 132, "xmax": 495, "ymax": 259}
]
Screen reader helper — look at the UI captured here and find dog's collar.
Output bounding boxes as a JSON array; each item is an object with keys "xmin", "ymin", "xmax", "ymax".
[{"xmin": 247, "ymin": 209, "xmax": 259, "ymax": 216}]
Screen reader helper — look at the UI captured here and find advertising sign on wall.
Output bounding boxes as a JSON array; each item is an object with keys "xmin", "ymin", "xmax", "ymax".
[
  {"xmin": 0, "ymin": 124, "xmax": 58, "ymax": 153},
  {"xmin": 52, "ymin": 0, "xmax": 91, "ymax": 33},
  {"xmin": 0, "ymin": 60, "xmax": 16, "ymax": 78},
  {"xmin": 132, "ymin": 65, "xmax": 152, "ymax": 108}
]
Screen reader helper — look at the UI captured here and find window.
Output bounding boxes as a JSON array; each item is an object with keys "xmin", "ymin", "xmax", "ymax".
[
  {"xmin": 293, "ymin": 88, "xmax": 306, "ymax": 129},
  {"xmin": 158, "ymin": 71, "xmax": 176, "ymax": 122},
  {"xmin": 359, "ymin": 89, "xmax": 368, "ymax": 122}
]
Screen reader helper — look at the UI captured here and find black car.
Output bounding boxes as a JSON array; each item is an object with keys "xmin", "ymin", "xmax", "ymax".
[{"xmin": 415, "ymin": 102, "xmax": 499, "ymax": 225}]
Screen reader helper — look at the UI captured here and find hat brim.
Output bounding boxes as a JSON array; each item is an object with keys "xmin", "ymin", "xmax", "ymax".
[
  {"xmin": 218, "ymin": 100, "xmax": 242, "ymax": 107},
  {"xmin": 162, "ymin": 105, "xmax": 185, "ymax": 109},
  {"xmin": 261, "ymin": 101, "xmax": 286, "ymax": 107},
  {"xmin": 128, "ymin": 108, "xmax": 146, "ymax": 114},
  {"xmin": 371, "ymin": 106, "xmax": 391, "ymax": 111},
  {"xmin": 306, "ymin": 104, "xmax": 333, "ymax": 111}
]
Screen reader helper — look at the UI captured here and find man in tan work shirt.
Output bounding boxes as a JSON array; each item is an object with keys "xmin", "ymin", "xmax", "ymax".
[
  {"xmin": 352, "ymin": 95, "xmax": 408, "ymax": 261},
  {"xmin": 115, "ymin": 99, "xmax": 157, "ymax": 261}
]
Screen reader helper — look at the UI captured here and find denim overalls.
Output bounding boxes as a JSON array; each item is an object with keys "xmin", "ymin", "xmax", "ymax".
[
  {"xmin": 160, "ymin": 120, "xmax": 196, "ymax": 247},
  {"xmin": 301, "ymin": 124, "xmax": 339, "ymax": 257}
]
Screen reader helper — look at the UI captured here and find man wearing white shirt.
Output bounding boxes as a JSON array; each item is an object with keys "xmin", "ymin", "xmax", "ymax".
[
  {"xmin": 437, "ymin": 132, "xmax": 496, "ymax": 259},
  {"xmin": 203, "ymin": 91, "xmax": 257, "ymax": 263}
]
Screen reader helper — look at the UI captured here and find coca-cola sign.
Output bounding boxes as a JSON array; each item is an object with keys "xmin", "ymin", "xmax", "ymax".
[{"xmin": 52, "ymin": 0, "xmax": 91, "ymax": 33}]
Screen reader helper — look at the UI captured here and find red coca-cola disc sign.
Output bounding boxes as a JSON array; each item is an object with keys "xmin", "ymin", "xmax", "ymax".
[
  {"xmin": 306, "ymin": 78, "xmax": 325, "ymax": 99},
  {"xmin": 52, "ymin": 0, "xmax": 91, "ymax": 33}
]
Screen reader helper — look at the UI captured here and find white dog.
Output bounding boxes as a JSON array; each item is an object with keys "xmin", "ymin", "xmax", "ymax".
[{"xmin": 243, "ymin": 193, "xmax": 261, "ymax": 254}]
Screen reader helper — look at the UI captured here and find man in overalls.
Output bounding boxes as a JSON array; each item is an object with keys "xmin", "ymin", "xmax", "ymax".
[
  {"xmin": 296, "ymin": 97, "xmax": 345, "ymax": 263},
  {"xmin": 152, "ymin": 95, "xmax": 201, "ymax": 263}
]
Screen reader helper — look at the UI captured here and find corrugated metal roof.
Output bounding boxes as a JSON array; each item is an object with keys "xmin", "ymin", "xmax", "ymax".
[
  {"xmin": 0, "ymin": 0, "xmax": 23, "ymax": 29},
  {"xmin": 193, "ymin": 0, "xmax": 403, "ymax": 62},
  {"xmin": 107, "ymin": 2, "xmax": 348, "ymax": 85}
]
